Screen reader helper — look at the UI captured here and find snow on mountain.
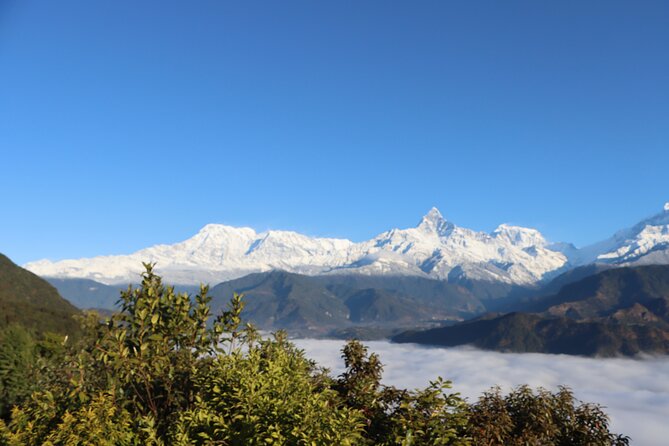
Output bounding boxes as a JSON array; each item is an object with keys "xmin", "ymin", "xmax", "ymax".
[
  {"xmin": 24, "ymin": 225, "xmax": 356, "ymax": 285},
  {"xmin": 24, "ymin": 207, "xmax": 568, "ymax": 286},
  {"xmin": 577, "ymin": 203, "xmax": 669, "ymax": 266},
  {"xmin": 342, "ymin": 208, "xmax": 567, "ymax": 284}
]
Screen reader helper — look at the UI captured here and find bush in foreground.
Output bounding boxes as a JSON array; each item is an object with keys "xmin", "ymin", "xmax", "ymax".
[
  {"xmin": 0, "ymin": 265, "xmax": 629, "ymax": 445},
  {"xmin": 467, "ymin": 385, "xmax": 629, "ymax": 445}
]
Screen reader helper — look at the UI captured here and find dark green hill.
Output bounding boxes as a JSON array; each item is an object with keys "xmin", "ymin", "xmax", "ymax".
[
  {"xmin": 393, "ymin": 312, "xmax": 669, "ymax": 356},
  {"xmin": 317, "ymin": 274, "xmax": 485, "ymax": 315},
  {"xmin": 0, "ymin": 254, "xmax": 80, "ymax": 335},
  {"xmin": 345, "ymin": 289, "xmax": 426, "ymax": 323},
  {"xmin": 208, "ymin": 271, "xmax": 484, "ymax": 334},
  {"xmin": 525, "ymin": 264, "xmax": 669, "ymax": 319},
  {"xmin": 537, "ymin": 264, "xmax": 615, "ymax": 296},
  {"xmin": 210, "ymin": 271, "xmax": 350, "ymax": 331},
  {"xmin": 483, "ymin": 264, "xmax": 616, "ymax": 313},
  {"xmin": 393, "ymin": 265, "xmax": 669, "ymax": 356}
]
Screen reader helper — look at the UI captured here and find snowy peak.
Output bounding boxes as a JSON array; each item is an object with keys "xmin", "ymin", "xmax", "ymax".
[
  {"xmin": 422, "ymin": 207, "xmax": 444, "ymax": 224},
  {"xmin": 492, "ymin": 224, "xmax": 548, "ymax": 249},
  {"xmin": 24, "ymin": 207, "xmax": 568, "ymax": 286},
  {"xmin": 416, "ymin": 207, "xmax": 454, "ymax": 236},
  {"xmin": 25, "ymin": 202, "xmax": 669, "ymax": 287},
  {"xmin": 578, "ymin": 201, "xmax": 669, "ymax": 265},
  {"xmin": 196, "ymin": 223, "xmax": 256, "ymax": 237}
]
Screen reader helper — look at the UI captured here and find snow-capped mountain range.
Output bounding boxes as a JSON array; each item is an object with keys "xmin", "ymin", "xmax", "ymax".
[{"xmin": 24, "ymin": 204, "xmax": 669, "ymax": 286}]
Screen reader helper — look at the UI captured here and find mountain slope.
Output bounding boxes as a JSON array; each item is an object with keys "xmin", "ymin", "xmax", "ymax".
[
  {"xmin": 24, "ymin": 208, "xmax": 568, "ymax": 286},
  {"xmin": 46, "ymin": 278, "xmax": 123, "ymax": 310},
  {"xmin": 576, "ymin": 203, "xmax": 669, "ymax": 265},
  {"xmin": 209, "ymin": 271, "xmax": 350, "ymax": 331},
  {"xmin": 0, "ymin": 253, "xmax": 80, "ymax": 334},
  {"xmin": 23, "ymin": 202, "xmax": 669, "ymax": 290},
  {"xmin": 393, "ymin": 265, "xmax": 669, "ymax": 356},
  {"xmin": 393, "ymin": 312, "xmax": 669, "ymax": 356},
  {"xmin": 486, "ymin": 264, "xmax": 616, "ymax": 313},
  {"xmin": 524, "ymin": 264, "xmax": 669, "ymax": 319},
  {"xmin": 46, "ymin": 278, "xmax": 202, "ymax": 311},
  {"xmin": 207, "ymin": 271, "xmax": 484, "ymax": 333}
]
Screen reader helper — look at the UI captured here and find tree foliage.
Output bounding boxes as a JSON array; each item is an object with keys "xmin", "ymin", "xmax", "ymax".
[
  {"xmin": 335, "ymin": 340, "xmax": 469, "ymax": 445},
  {"xmin": 0, "ymin": 265, "xmax": 362, "ymax": 445},
  {"xmin": 0, "ymin": 264, "xmax": 630, "ymax": 445},
  {"xmin": 0, "ymin": 325, "xmax": 37, "ymax": 420},
  {"xmin": 467, "ymin": 385, "xmax": 629, "ymax": 445}
]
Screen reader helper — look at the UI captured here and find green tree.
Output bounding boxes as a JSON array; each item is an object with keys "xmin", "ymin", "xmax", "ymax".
[
  {"xmin": 0, "ymin": 264, "xmax": 631, "ymax": 445},
  {"xmin": 466, "ymin": 385, "xmax": 630, "ymax": 445},
  {"xmin": 172, "ymin": 332, "xmax": 364, "ymax": 445},
  {"xmin": 0, "ymin": 325, "xmax": 37, "ymax": 420},
  {"xmin": 1, "ymin": 265, "xmax": 364, "ymax": 445},
  {"xmin": 336, "ymin": 340, "xmax": 470, "ymax": 446}
]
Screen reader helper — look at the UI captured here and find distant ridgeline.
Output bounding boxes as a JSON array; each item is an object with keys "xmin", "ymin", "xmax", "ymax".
[
  {"xmin": 50, "ymin": 271, "xmax": 488, "ymax": 338},
  {"xmin": 394, "ymin": 265, "xmax": 669, "ymax": 356},
  {"xmin": 0, "ymin": 253, "xmax": 80, "ymax": 335},
  {"xmin": 20, "ymin": 202, "xmax": 669, "ymax": 356},
  {"xmin": 44, "ymin": 263, "xmax": 669, "ymax": 356},
  {"xmin": 24, "ymin": 202, "xmax": 669, "ymax": 288}
]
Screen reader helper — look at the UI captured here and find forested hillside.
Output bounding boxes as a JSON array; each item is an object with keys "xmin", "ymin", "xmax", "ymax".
[
  {"xmin": 0, "ymin": 253, "xmax": 79, "ymax": 335},
  {"xmin": 208, "ymin": 271, "xmax": 483, "ymax": 334},
  {"xmin": 395, "ymin": 265, "xmax": 669, "ymax": 356}
]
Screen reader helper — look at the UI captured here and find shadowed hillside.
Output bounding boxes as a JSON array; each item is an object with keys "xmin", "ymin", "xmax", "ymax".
[
  {"xmin": 208, "ymin": 270, "xmax": 484, "ymax": 334},
  {"xmin": 0, "ymin": 254, "xmax": 80, "ymax": 335},
  {"xmin": 394, "ymin": 265, "xmax": 669, "ymax": 356}
]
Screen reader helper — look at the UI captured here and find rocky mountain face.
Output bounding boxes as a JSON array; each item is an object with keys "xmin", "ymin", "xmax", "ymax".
[
  {"xmin": 24, "ymin": 202, "xmax": 669, "ymax": 354},
  {"xmin": 23, "ymin": 202, "xmax": 669, "ymax": 336}
]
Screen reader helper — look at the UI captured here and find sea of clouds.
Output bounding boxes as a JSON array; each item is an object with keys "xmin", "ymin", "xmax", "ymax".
[{"xmin": 293, "ymin": 339, "xmax": 669, "ymax": 446}]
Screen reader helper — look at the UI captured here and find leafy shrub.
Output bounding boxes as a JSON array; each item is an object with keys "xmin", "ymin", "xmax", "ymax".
[
  {"xmin": 335, "ymin": 340, "xmax": 469, "ymax": 445},
  {"xmin": 173, "ymin": 332, "xmax": 363, "ymax": 445},
  {"xmin": 467, "ymin": 385, "xmax": 630, "ymax": 445},
  {"xmin": 0, "ymin": 265, "xmax": 630, "ymax": 445},
  {"xmin": 0, "ymin": 265, "xmax": 363, "ymax": 445}
]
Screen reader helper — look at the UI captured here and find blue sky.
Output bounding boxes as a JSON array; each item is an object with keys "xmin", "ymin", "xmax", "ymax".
[{"xmin": 1, "ymin": 1, "xmax": 668, "ymax": 264}]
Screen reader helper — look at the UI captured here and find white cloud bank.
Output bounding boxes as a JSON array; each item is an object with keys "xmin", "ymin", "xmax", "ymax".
[{"xmin": 293, "ymin": 339, "xmax": 669, "ymax": 446}]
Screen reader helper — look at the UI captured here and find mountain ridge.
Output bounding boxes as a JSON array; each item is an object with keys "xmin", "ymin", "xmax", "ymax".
[
  {"xmin": 393, "ymin": 264, "xmax": 669, "ymax": 356},
  {"xmin": 24, "ymin": 203, "xmax": 669, "ymax": 287},
  {"xmin": 206, "ymin": 270, "xmax": 484, "ymax": 335}
]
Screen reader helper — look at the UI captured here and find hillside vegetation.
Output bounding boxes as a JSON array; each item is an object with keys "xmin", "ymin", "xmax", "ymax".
[
  {"xmin": 395, "ymin": 265, "xmax": 669, "ymax": 356},
  {"xmin": 0, "ymin": 265, "xmax": 629, "ymax": 445},
  {"xmin": 208, "ymin": 271, "xmax": 483, "ymax": 335},
  {"xmin": 0, "ymin": 254, "xmax": 80, "ymax": 335}
]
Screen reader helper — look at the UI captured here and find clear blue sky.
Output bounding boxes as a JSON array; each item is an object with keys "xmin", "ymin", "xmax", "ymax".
[{"xmin": 1, "ymin": 1, "xmax": 668, "ymax": 264}]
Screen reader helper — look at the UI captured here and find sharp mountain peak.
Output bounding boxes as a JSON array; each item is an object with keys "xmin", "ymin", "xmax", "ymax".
[{"xmin": 23, "ymin": 202, "xmax": 669, "ymax": 287}]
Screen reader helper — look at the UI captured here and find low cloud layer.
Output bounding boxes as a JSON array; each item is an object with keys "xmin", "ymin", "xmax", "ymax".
[{"xmin": 294, "ymin": 339, "xmax": 669, "ymax": 446}]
